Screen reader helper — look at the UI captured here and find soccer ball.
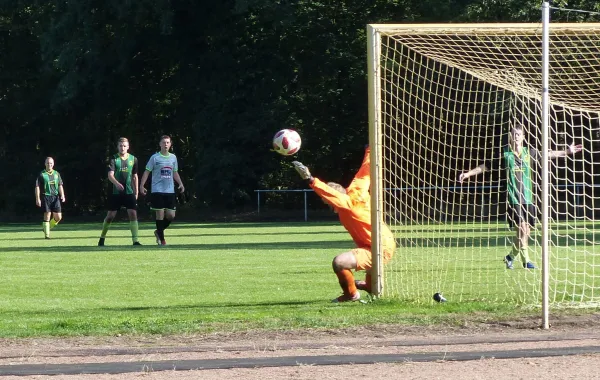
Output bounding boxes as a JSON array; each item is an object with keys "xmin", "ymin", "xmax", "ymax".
[{"xmin": 272, "ymin": 129, "xmax": 301, "ymax": 156}]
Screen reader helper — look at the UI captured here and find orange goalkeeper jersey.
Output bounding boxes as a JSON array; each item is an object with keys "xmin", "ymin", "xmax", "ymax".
[{"xmin": 310, "ymin": 148, "xmax": 394, "ymax": 249}]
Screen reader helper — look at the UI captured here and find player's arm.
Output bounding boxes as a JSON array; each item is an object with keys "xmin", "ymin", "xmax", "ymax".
[
  {"xmin": 346, "ymin": 146, "xmax": 370, "ymax": 194},
  {"xmin": 139, "ymin": 170, "xmax": 150, "ymax": 194},
  {"xmin": 108, "ymin": 171, "xmax": 124, "ymax": 191},
  {"xmin": 139, "ymin": 170, "xmax": 150, "ymax": 195},
  {"xmin": 57, "ymin": 173, "xmax": 65, "ymax": 202},
  {"xmin": 132, "ymin": 174, "xmax": 139, "ymax": 199},
  {"xmin": 547, "ymin": 143, "xmax": 583, "ymax": 159},
  {"xmin": 132, "ymin": 158, "xmax": 139, "ymax": 199},
  {"xmin": 458, "ymin": 164, "xmax": 488, "ymax": 183},
  {"xmin": 458, "ymin": 153, "xmax": 500, "ymax": 183},
  {"xmin": 292, "ymin": 161, "xmax": 350, "ymax": 210},
  {"xmin": 311, "ymin": 178, "xmax": 351, "ymax": 210},
  {"xmin": 107, "ymin": 158, "xmax": 124, "ymax": 191},
  {"xmin": 173, "ymin": 171, "xmax": 185, "ymax": 193},
  {"xmin": 34, "ymin": 177, "xmax": 41, "ymax": 207},
  {"xmin": 172, "ymin": 157, "xmax": 184, "ymax": 193},
  {"xmin": 59, "ymin": 184, "xmax": 65, "ymax": 203},
  {"xmin": 139, "ymin": 157, "xmax": 153, "ymax": 195}
]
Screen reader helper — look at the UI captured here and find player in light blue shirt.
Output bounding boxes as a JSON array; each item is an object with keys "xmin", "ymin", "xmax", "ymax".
[{"xmin": 140, "ymin": 135, "xmax": 185, "ymax": 245}]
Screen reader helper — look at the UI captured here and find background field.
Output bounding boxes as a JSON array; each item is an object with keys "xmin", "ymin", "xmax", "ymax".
[{"xmin": 0, "ymin": 222, "xmax": 586, "ymax": 338}]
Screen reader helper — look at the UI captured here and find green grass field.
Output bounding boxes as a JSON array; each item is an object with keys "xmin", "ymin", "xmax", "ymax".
[
  {"xmin": 385, "ymin": 221, "xmax": 600, "ymax": 305},
  {"xmin": 0, "ymin": 221, "xmax": 594, "ymax": 338}
]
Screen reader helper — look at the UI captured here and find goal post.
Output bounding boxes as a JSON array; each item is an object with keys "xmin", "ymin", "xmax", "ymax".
[
  {"xmin": 367, "ymin": 21, "xmax": 600, "ymax": 309},
  {"xmin": 367, "ymin": 24, "xmax": 384, "ymax": 297}
]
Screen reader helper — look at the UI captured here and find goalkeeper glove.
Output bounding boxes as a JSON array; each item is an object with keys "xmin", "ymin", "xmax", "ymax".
[{"xmin": 292, "ymin": 161, "xmax": 314, "ymax": 183}]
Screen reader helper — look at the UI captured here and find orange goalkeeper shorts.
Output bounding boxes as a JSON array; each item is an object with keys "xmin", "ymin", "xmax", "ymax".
[{"xmin": 352, "ymin": 237, "xmax": 396, "ymax": 271}]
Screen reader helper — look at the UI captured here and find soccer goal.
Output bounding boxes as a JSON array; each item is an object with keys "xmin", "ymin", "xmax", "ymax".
[{"xmin": 367, "ymin": 18, "xmax": 600, "ymax": 313}]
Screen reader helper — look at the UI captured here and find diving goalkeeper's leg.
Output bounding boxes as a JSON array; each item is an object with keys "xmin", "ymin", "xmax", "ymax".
[{"xmin": 331, "ymin": 252, "xmax": 360, "ymax": 303}]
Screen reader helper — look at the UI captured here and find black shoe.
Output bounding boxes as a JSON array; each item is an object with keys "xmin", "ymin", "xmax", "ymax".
[
  {"xmin": 44, "ymin": 236, "xmax": 50, "ymax": 240},
  {"xmin": 133, "ymin": 241, "xmax": 142, "ymax": 246},
  {"xmin": 98, "ymin": 238, "xmax": 105, "ymax": 247}
]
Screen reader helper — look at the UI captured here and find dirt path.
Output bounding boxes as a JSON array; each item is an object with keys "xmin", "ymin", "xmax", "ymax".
[{"xmin": 1, "ymin": 314, "xmax": 600, "ymax": 379}]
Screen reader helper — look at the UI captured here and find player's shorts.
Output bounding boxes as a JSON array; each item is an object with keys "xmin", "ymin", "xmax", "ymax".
[
  {"xmin": 108, "ymin": 193, "xmax": 137, "ymax": 211},
  {"xmin": 507, "ymin": 203, "xmax": 536, "ymax": 227},
  {"xmin": 41, "ymin": 195, "xmax": 61, "ymax": 213},
  {"xmin": 353, "ymin": 235, "xmax": 397, "ymax": 272},
  {"xmin": 150, "ymin": 192, "xmax": 177, "ymax": 211}
]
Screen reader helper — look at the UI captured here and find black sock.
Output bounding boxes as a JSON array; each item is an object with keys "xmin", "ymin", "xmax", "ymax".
[
  {"xmin": 156, "ymin": 219, "xmax": 166, "ymax": 240},
  {"xmin": 163, "ymin": 218, "xmax": 172, "ymax": 230}
]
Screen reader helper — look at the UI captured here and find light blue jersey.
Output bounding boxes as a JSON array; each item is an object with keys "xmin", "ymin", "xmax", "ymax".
[{"xmin": 145, "ymin": 152, "xmax": 179, "ymax": 193}]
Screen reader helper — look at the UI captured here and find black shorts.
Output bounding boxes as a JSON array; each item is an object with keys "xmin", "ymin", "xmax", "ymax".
[
  {"xmin": 507, "ymin": 203, "xmax": 536, "ymax": 227},
  {"xmin": 150, "ymin": 192, "xmax": 177, "ymax": 211},
  {"xmin": 108, "ymin": 193, "xmax": 137, "ymax": 211},
  {"xmin": 41, "ymin": 195, "xmax": 61, "ymax": 213}
]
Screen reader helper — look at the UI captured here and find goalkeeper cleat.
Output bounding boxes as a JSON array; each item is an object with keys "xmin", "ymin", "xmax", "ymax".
[
  {"xmin": 504, "ymin": 255, "xmax": 514, "ymax": 270},
  {"xmin": 355, "ymin": 280, "xmax": 370, "ymax": 292},
  {"xmin": 98, "ymin": 238, "xmax": 105, "ymax": 247},
  {"xmin": 355, "ymin": 280, "xmax": 367, "ymax": 290},
  {"xmin": 154, "ymin": 230, "xmax": 161, "ymax": 245},
  {"xmin": 524, "ymin": 261, "xmax": 537, "ymax": 269},
  {"xmin": 133, "ymin": 241, "xmax": 142, "ymax": 246},
  {"xmin": 331, "ymin": 292, "xmax": 361, "ymax": 303}
]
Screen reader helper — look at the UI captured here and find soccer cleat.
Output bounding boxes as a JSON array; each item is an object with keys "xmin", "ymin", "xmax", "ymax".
[
  {"xmin": 98, "ymin": 238, "xmax": 105, "ymax": 247},
  {"xmin": 524, "ymin": 261, "xmax": 537, "ymax": 269},
  {"xmin": 355, "ymin": 280, "xmax": 369, "ymax": 291},
  {"xmin": 154, "ymin": 230, "xmax": 161, "ymax": 245},
  {"xmin": 160, "ymin": 240, "xmax": 167, "ymax": 246},
  {"xmin": 133, "ymin": 241, "xmax": 142, "ymax": 246},
  {"xmin": 331, "ymin": 292, "xmax": 361, "ymax": 303},
  {"xmin": 504, "ymin": 255, "xmax": 514, "ymax": 270},
  {"xmin": 44, "ymin": 236, "xmax": 50, "ymax": 240}
]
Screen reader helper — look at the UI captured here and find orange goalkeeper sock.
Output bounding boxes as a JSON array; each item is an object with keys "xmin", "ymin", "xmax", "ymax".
[{"xmin": 335, "ymin": 269, "xmax": 357, "ymax": 296}]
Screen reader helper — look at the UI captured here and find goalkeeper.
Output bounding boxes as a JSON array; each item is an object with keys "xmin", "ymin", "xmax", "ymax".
[
  {"xmin": 459, "ymin": 125, "xmax": 582, "ymax": 269},
  {"xmin": 293, "ymin": 146, "xmax": 396, "ymax": 303}
]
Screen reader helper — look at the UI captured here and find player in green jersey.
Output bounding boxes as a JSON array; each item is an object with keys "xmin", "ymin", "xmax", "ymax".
[
  {"xmin": 98, "ymin": 137, "xmax": 141, "ymax": 246},
  {"xmin": 459, "ymin": 125, "xmax": 582, "ymax": 269},
  {"xmin": 35, "ymin": 157, "xmax": 65, "ymax": 239}
]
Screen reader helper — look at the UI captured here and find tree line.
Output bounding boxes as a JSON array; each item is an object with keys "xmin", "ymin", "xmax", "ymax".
[{"xmin": 1, "ymin": 0, "xmax": 598, "ymax": 219}]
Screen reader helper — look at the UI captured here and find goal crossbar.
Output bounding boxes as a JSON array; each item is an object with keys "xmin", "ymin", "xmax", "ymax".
[{"xmin": 369, "ymin": 23, "xmax": 600, "ymax": 35}]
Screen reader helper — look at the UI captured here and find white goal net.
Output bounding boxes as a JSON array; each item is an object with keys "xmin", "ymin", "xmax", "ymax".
[{"xmin": 368, "ymin": 23, "xmax": 600, "ymax": 306}]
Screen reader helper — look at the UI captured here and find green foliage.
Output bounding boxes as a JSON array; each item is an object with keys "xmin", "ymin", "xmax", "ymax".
[{"xmin": 2, "ymin": 0, "xmax": 597, "ymax": 216}]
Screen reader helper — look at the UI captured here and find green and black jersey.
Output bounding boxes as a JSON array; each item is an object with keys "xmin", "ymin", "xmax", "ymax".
[
  {"xmin": 36, "ymin": 170, "xmax": 63, "ymax": 196},
  {"xmin": 108, "ymin": 154, "xmax": 138, "ymax": 195},
  {"xmin": 489, "ymin": 145, "xmax": 539, "ymax": 205}
]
